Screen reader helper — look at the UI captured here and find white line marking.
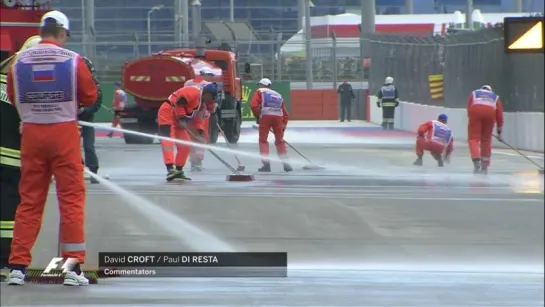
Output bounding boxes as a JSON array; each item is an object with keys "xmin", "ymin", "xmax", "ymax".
[{"xmin": 61, "ymin": 190, "xmax": 543, "ymax": 202}]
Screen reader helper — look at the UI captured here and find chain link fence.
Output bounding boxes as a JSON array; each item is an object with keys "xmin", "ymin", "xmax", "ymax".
[
  {"xmin": 66, "ymin": 36, "xmax": 364, "ymax": 84},
  {"xmin": 365, "ymin": 27, "xmax": 544, "ymax": 112}
]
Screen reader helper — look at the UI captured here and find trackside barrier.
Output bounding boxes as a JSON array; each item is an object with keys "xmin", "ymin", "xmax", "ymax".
[{"xmin": 368, "ymin": 96, "xmax": 544, "ymax": 153}]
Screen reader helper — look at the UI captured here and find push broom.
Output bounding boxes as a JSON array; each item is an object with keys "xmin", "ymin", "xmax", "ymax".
[
  {"xmin": 494, "ymin": 135, "xmax": 544, "ymax": 174},
  {"xmin": 217, "ymin": 122, "xmax": 246, "ymax": 171},
  {"xmin": 186, "ymin": 129, "xmax": 254, "ymax": 182},
  {"xmin": 253, "ymin": 126, "xmax": 325, "ymax": 170}
]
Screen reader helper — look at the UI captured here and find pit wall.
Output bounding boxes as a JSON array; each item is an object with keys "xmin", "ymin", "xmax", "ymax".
[{"xmin": 367, "ymin": 96, "xmax": 544, "ymax": 153}]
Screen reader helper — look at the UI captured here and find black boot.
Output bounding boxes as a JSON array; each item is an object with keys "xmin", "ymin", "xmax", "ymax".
[
  {"xmin": 381, "ymin": 122, "xmax": 388, "ymax": 130},
  {"xmin": 107, "ymin": 131, "xmax": 113, "ymax": 138},
  {"xmin": 472, "ymin": 158, "xmax": 482, "ymax": 174},
  {"xmin": 388, "ymin": 122, "xmax": 394, "ymax": 130},
  {"xmin": 89, "ymin": 167, "xmax": 100, "ymax": 184},
  {"xmin": 480, "ymin": 166, "xmax": 488, "ymax": 174},
  {"xmin": 166, "ymin": 166, "xmax": 191, "ymax": 182},
  {"xmin": 258, "ymin": 163, "xmax": 271, "ymax": 172},
  {"xmin": 413, "ymin": 156, "xmax": 423, "ymax": 166},
  {"xmin": 165, "ymin": 164, "xmax": 174, "ymax": 175},
  {"xmin": 283, "ymin": 163, "xmax": 293, "ymax": 172},
  {"xmin": 437, "ymin": 157, "xmax": 444, "ymax": 167}
]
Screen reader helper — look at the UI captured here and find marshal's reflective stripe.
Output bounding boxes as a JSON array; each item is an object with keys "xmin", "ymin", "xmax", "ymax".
[
  {"xmin": 61, "ymin": 243, "xmax": 86, "ymax": 251},
  {"xmin": 0, "ymin": 230, "xmax": 14, "ymax": 238},
  {"xmin": 0, "ymin": 156, "xmax": 20, "ymax": 167},
  {"xmin": 0, "ymin": 221, "xmax": 15, "ymax": 229},
  {"xmin": 0, "ymin": 147, "xmax": 20, "ymax": 159}
]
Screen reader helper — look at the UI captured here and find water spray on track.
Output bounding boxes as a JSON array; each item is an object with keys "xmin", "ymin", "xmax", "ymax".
[
  {"xmin": 83, "ymin": 169, "xmax": 236, "ymax": 252},
  {"xmin": 80, "ymin": 121, "xmax": 541, "ymax": 188}
]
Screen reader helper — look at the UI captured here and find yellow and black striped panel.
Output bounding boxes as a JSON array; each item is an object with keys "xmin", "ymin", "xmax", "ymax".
[{"xmin": 428, "ymin": 74, "xmax": 444, "ymax": 100}]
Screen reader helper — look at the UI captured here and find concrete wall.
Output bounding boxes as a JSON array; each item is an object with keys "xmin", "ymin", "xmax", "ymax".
[{"xmin": 367, "ymin": 96, "xmax": 544, "ymax": 152}]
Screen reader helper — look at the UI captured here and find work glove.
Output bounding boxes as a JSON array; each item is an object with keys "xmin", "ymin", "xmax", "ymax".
[
  {"xmin": 255, "ymin": 117, "xmax": 260, "ymax": 125},
  {"xmin": 376, "ymin": 102, "xmax": 381, "ymax": 108},
  {"xmin": 78, "ymin": 107, "xmax": 85, "ymax": 115},
  {"xmin": 496, "ymin": 127, "xmax": 503, "ymax": 142}
]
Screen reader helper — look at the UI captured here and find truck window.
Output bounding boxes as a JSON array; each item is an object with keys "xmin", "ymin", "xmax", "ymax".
[{"xmin": 210, "ymin": 60, "xmax": 228, "ymax": 71}]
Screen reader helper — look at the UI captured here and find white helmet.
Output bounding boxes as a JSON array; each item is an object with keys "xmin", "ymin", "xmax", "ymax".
[
  {"xmin": 385, "ymin": 76, "xmax": 394, "ymax": 84},
  {"xmin": 258, "ymin": 78, "xmax": 272, "ymax": 86},
  {"xmin": 19, "ymin": 35, "xmax": 41, "ymax": 52},
  {"xmin": 481, "ymin": 85, "xmax": 492, "ymax": 91},
  {"xmin": 199, "ymin": 67, "xmax": 215, "ymax": 76}
]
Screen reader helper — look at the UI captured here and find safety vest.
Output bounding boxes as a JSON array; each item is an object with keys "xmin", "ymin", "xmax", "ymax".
[
  {"xmin": 114, "ymin": 89, "xmax": 127, "ymax": 110},
  {"xmin": 379, "ymin": 84, "xmax": 398, "ymax": 107},
  {"xmin": 472, "ymin": 89, "xmax": 499, "ymax": 109},
  {"xmin": 13, "ymin": 43, "xmax": 78, "ymax": 124},
  {"xmin": 430, "ymin": 120, "xmax": 453, "ymax": 147},
  {"xmin": 258, "ymin": 88, "xmax": 284, "ymax": 117}
]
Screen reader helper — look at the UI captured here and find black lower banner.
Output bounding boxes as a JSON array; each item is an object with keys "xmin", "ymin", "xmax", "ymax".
[
  {"xmin": 98, "ymin": 252, "xmax": 287, "ymax": 278},
  {"xmin": 99, "ymin": 266, "xmax": 287, "ymax": 278}
]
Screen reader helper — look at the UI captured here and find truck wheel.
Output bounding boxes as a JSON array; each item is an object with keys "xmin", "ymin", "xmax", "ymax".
[
  {"xmin": 124, "ymin": 132, "xmax": 142, "ymax": 144},
  {"xmin": 222, "ymin": 111, "xmax": 241, "ymax": 144},
  {"xmin": 208, "ymin": 114, "xmax": 219, "ymax": 144}
]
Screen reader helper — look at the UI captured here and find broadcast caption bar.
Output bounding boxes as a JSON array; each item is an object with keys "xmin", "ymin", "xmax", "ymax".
[{"xmin": 98, "ymin": 252, "xmax": 287, "ymax": 278}]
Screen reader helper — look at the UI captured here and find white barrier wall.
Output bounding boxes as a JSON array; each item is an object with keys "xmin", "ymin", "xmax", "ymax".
[{"xmin": 368, "ymin": 96, "xmax": 544, "ymax": 152}]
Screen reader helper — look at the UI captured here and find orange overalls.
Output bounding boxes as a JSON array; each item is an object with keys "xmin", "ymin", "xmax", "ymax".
[
  {"xmin": 250, "ymin": 87, "xmax": 289, "ymax": 163},
  {"xmin": 188, "ymin": 103, "xmax": 215, "ymax": 164},
  {"xmin": 416, "ymin": 120, "xmax": 454, "ymax": 158},
  {"xmin": 168, "ymin": 86, "xmax": 202, "ymax": 170},
  {"xmin": 111, "ymin": 88, "xmax": 127, "ymax": 128},
  {"xmin": 6, "ymin": 40, "xmax": 97, "ymax": 267},
  {"xmin": 467, "ymin": 89, "xmax": 504, "ymax": 169},
  {"xmin": 157, "ymin": 102, "xmax": 176, "ymax": 170}
]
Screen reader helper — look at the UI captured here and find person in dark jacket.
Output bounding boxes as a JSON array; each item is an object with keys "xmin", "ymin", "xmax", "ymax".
[
  {"xmin": 337, "ymin": 78, "xmax": 355, "ymax": 122},
  {"xmin": 0, "ymin": 36, "xmax": 41, "ymax": 280},
  {"xmin": 78, "ymin": 56, "xmax": 103, "ymax": 184},
  {"xmin": 377, "ymin": 76, "xmax": 400, "ymax": 130}
]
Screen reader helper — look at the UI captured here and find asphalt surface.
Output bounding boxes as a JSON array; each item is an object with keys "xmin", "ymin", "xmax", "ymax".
[{"xmin": 2, "ymin": 135, "xmax": 544, "ymax": 306}]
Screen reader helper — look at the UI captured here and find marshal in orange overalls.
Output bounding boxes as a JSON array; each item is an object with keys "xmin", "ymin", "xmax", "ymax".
[
  {"xmin": 467, "ymin": 85, "xmax": 504, "ymax": 173},
  {"xmin": 6, "ymin": 40, "xmax": 97, "ymax": 268}
]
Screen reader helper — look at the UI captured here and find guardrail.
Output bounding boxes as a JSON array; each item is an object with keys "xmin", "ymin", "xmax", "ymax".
[{"xmin": 367, "ymin": 96, "xmax": 544, "ymax": 153}]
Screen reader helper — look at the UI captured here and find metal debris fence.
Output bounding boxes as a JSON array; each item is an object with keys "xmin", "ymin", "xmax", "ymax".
[
  {"xmin": 71, "ymin": 27, "xmax": 543, "ymax": 112},
  {"xmin": 364, "ymin": 27, "xmax": 544, "ymax": 112}
]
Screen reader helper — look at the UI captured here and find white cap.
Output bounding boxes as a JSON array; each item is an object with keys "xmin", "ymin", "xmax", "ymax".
[
  {"xmin": 481, "ymin": 85, "xmax": 492, "ymax": 91},
  {"xmin": 199, "ymin": 67, "xmax": 214, "ymax": 75},
  {"xmin": 41, "ymin": 10, "xmax": 70, "ymax": 31},
  {"xmin": 19, "ymin": 35, "xmax": 41, "ymax": 51},
  {"xmin": 258, "ymin": 78, "xmax": 272, "ymax": 86},
  {"xmin": 385, "ymin": 76, "xmax": 394, "ymax": 84}
]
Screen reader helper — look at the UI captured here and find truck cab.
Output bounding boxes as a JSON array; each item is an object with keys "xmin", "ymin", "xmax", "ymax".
[{"xmin": 120, "ymin": 47, "xmax": 243, "ymax": 144}]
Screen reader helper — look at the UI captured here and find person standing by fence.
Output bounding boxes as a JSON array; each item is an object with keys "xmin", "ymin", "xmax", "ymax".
[
  {"xmin": 377, "ymin": 76, "xmax": 400, "ymax": 130},
  {"xmin": 337, "ymin": 78, "xmax": 355, "ymax": 122}
]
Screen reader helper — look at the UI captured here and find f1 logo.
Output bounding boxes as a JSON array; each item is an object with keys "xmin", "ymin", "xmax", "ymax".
[{"xmin": 42, "ymin": 257, "xmax": 77, "ymax": 276}]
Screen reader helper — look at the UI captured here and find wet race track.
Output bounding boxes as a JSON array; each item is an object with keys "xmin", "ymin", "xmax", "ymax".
[{"xmin": 2, "ymin": 129, "xmax": 544, "ymax": 306}]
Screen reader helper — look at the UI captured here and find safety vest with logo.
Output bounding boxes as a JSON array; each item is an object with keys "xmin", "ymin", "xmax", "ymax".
[
  {"xmin": 13, "ymin": 44, "xmax": 78, "ymax": 124},
  {"xmin": 430, "ymin": 120, "xmax": 453, "ymax": 147},
  {"xmin": 471, "ymin": 89, "xmax": 499, "ymax": 109},
  {"xmin": 258, "ymin": 88, "xmax": 284, "ymax": 117},
  {"xmin": 379, "ymin": 84, "xmax": 398, "ymax": 107}
]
